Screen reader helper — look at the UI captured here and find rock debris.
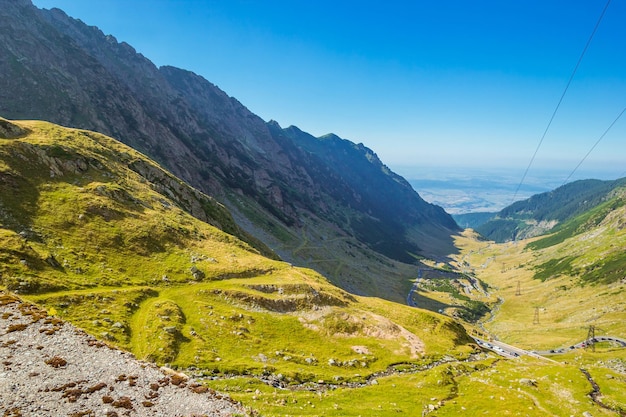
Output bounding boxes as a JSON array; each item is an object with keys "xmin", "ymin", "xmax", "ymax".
[{"xmin": 0, "ymin": 293, "xmax": 245, "ymax": 416}]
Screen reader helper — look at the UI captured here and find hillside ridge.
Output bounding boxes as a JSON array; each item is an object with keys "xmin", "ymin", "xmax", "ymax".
[
  {"xmin": 475, "ymin": 178, "xmax": 626, "ymax": 242},
  {"xmin": 0, "ymin": 0, "xmax": 459, "ymax": 299}
]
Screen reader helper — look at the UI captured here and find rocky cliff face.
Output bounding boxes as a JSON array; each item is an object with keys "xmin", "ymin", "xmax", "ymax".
[{"xmin": 0, "ymin": 0, "xmax": 459, "ymax": 298}]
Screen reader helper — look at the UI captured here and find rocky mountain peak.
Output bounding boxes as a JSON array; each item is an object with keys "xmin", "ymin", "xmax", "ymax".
[
  {"xmin": 0, "ymin": 1, "xmax": 460, "ymax": 298},
  {"xmin": 1, "ymin": 0, "xmax": 33, "ymax": 8}
]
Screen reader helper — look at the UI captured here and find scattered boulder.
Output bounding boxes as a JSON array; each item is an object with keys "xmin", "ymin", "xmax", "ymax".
[
  {"xmin": 519, "ymin": 378, "xmax": 537, "ymax": 387},
  {"xmin": 163, "ymin": 326, "xmax": 178, "ymax": 334},
  {"xmin": 190, "ymin": 265, "xmax": 205, "ymax": 280}
]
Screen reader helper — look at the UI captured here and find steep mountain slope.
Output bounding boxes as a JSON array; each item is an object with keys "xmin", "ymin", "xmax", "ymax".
[
  {"xmin": 0, "ymin": 0, "xmax": 459, "ymax": 299},
  {"xmin": 475, "ymin": 178, "xmax": 626, "ymax": 242},
  {"xmin": 268, "ymin": 125, "xmax": 457, "ymax": 262},
  {"xmin": 0, "ymin": 118, "xmax": 472, "ymax": 378},
  {"xmin": 3, "ymin": 119, "xmax": 624, "ymax": 417},
  {"xmin": 526, "ymin": 184, "xmax": 626, "ymax": 285}
]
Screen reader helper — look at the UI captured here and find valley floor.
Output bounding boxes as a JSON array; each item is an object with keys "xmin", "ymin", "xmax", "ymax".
[{"xmin": 397, "ymin": 230, "xmax": 626, "ymax": 417}]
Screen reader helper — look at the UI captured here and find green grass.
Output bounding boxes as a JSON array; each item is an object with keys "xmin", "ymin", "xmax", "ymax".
[
  {"xmin": 587, "ymin": 365, "xmax": 626, "ymax": 414},
  {"xmin": 579, "ymin": 253, "xmax": 626, "ymax": 285},
  {"xmin": 29, "ymin": 275, "xmax": 471, "ymax": 383},
  {"xmin": 3, "ymin": 120, "xmax": 625, "ymax": 416},
  {"xmin": 207, "ymin": 359, "xmax": 489, "ymax": 416},
  {"xmin": 533, "ymin": 256, "xmax": 576, "ymax": 281},
  {"xmin": 527, "ymin": 194, "xmax": 625, "ymax": 251},
  {"xmin": 0, "ymin": 121, "xmax": 476, "ymax": 394},
  {"xmin": 206, "ymin": 352, "xmax": 626, "ymax": 416},
  {"xmin": 0, "ymin": 120, "xmax": 474, "ymax": 373}
]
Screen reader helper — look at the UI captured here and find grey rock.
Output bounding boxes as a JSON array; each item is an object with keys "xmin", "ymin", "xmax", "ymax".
[
  {"xmin": 0, "ymin": 293, "xmax": 243, "ymax": 416},
  {"xmin": 519, "ymin": 378, "xmax": 537, "ymax": 387},
  {"xmin": 0, "ymin": 118, "xmax": 27, "ymax": 139}
]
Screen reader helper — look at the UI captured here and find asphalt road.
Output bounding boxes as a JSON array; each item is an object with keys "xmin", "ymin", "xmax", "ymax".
[
  {"xmin": 472, "ymin": 336, "xmax": 626, "ymax": 360},
  {"xmin": 407, "ymin": 271, "xmax": 625, "ymax": 359}
]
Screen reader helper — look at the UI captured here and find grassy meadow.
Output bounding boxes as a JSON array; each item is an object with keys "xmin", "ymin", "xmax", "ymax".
[
  {"xmin": 452, "ymin": 229, "xmax": 625, "ymax": 350},
  {"xmin": 1, "ymin": 119, "xmax": 625, "ymax": 415}
]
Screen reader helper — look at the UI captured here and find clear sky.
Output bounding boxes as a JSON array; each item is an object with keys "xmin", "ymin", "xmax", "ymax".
[{"xmin": 32, "ymin": 0, "xmax": 626, "ymax": 182}]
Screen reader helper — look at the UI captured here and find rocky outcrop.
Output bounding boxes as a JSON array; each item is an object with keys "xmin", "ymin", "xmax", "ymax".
[{"xmin": 0, "ymin": 118, "xmax": 27, "ymax": 139}]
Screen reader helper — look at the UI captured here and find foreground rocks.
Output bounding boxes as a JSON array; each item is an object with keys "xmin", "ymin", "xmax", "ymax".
[{"xmin": 0, "ymin": 293, "xmax": 246, "ymax": 416}]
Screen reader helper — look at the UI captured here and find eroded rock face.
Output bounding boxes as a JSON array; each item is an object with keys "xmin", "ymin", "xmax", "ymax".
[{"xmin": 0, "ymin": 118, "xmax": 27, "ymax": 139}]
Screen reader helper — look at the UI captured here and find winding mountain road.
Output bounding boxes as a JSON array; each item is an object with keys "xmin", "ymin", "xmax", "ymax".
[
  {"xmin": 406, "ymin": 271, "xmax": 625, "ymax": 359},
  {"xmin": 534, "ymin": 336, "xmax": 626, "ymax": 356}
]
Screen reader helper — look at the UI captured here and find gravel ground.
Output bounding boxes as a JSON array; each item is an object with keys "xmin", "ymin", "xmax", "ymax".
[{"xmin": 0, "ymin": 293, "xmax": 246, "ymax": 417}]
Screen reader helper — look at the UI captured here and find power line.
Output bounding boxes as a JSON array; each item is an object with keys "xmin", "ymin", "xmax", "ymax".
[
  {"xmin": 561, "ymin": 106, "xmax": 626, "ymax": 186},
  {"xmin": 511, "ymin": 0, "xmax": 613, "ymax": 204}
]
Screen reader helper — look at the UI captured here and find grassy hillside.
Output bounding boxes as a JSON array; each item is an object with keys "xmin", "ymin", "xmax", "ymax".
[
  {"xmin": 398, "ymin": 220, "xmax": 626, "ymax": 416},
  {"xmin": 448, "ymin": 233, "xmax": 625, "ymax": 417},
  {"xmin": 475, "ymin": 178, "xmax": 626, "ymax": 242},
  {"xmin": 2, "ymin": 119, "xmax": 625, "ymax": 416},
  {"xmin": 448, "ymin": 190, "xmax": 626, "ymax": 355},
  {"xmin": 0, "ymin": 119, "xmax": 485, "ymax": 413},
  {"xmin": 453, "ymin": 229, "xmax": 625, "ymax": 350}
]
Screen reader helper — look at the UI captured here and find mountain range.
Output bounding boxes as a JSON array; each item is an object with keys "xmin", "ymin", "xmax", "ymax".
[
  {"xmin": 0, "ymin": 117, "xmax": 475, "ymax": 416},
  {"xmin": 1, "ymin": 1, "xmax": 626, "ymax": 415},
  {"xmin": 472, "ymin": 177, "xmax": 626, "ymax": 243},
  {"xmin": 2, "ymin": 117, "xmax": 624, "ymax": 416},
  {"xmin": 0, "ymin": 0, "xmax": 459, "ymax": 301}
]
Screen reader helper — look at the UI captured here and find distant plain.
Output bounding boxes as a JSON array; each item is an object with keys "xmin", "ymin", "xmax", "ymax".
[{"xmin": 403, "ymin": 165, "xmax": 622, "ymax": 214}]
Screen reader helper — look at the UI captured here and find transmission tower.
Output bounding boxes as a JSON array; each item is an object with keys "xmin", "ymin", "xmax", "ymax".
[
  {"xmin": 515, "ymin": 281, "xmax": 521, "ymax": 296},
  {"xmin": 533, "ymin": 307, "xmax": 540, "ymax": 325},
  {"xmin": 586, "ymin": 325, "xmax": 596, "ymax": 352}
]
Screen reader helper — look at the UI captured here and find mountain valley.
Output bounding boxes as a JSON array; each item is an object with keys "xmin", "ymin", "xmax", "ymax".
[
  {"xmin": 1, "ymin": 118, "xmax": 624, "ymax": 416},
  {"xmin": 0, "ymin": 1, "xmax": 625, "ymax": 416}
]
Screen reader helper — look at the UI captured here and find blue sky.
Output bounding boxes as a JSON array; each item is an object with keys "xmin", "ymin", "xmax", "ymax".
[{"xmin": 32, "ymin": 0, "xmax": 626, "ymax": 182}]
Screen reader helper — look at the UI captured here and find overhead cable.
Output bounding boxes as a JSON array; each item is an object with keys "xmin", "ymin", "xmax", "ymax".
[
  {"xmin": 511, "ymin": 0, "xmax": 613, "ymax": 204},
  {"xmin": 561, "ymin": 107, "xmax": 626, "ymax": 186}
]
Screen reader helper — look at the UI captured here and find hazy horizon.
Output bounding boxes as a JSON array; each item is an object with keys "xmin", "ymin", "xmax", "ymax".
[{"xmin": 398, "ymin": 164, "xmax": 625, "ymax": 214}]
